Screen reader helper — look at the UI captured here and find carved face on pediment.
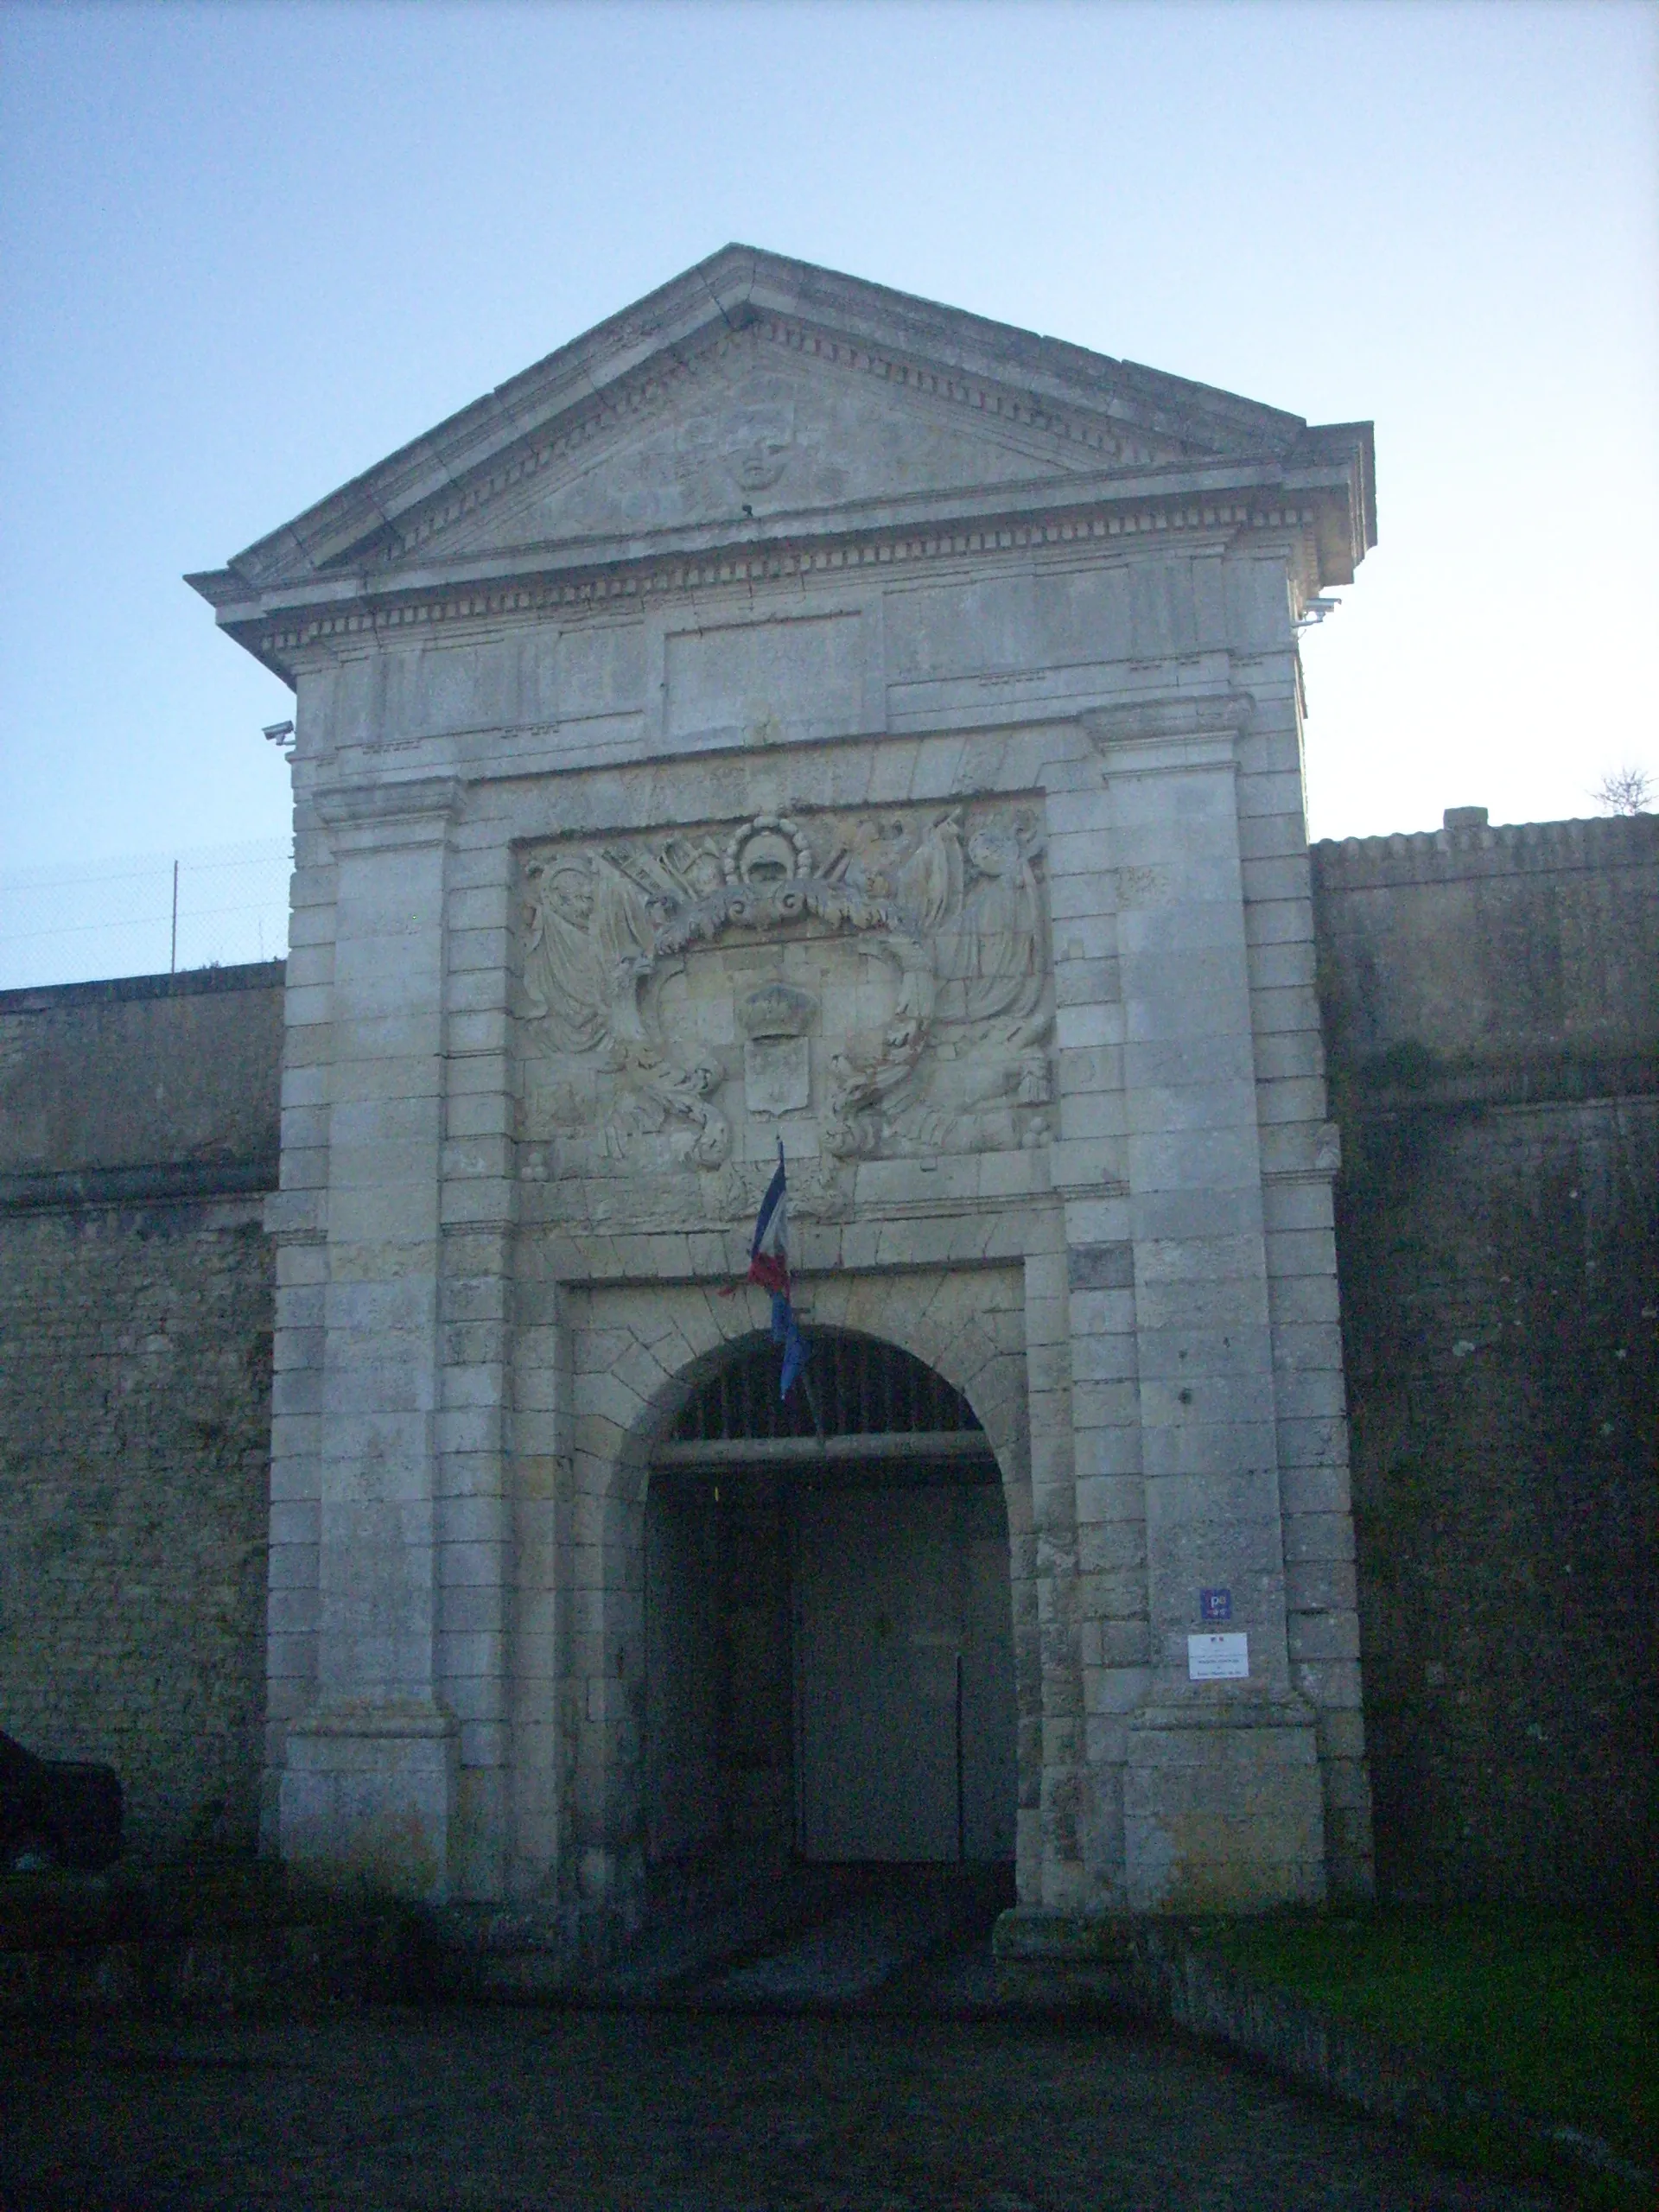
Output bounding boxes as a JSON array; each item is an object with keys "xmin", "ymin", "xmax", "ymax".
[
  {"xmin": 723, "ymin": 387, "xmax": 795, "ymax": 493},
  {"xmin": 513, "ymin": 801, "xmax": 1054, "ymax": 1228},
  {"xmin": 397, "ymin": 321, "xmax": 1187, "ymax": 565},
  {"xmin": 672, "ymin": 376, "xmax": 797, "ymax": 499}
]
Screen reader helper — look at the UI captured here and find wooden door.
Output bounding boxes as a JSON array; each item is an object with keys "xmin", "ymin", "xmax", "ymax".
[{"xmin": 794, "ymin": 1483, "xmax": 1014, "ymax": 1861}]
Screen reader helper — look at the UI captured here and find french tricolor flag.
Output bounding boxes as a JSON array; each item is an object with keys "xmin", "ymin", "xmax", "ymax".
[{"xmin": 749, "ymin": 1141, "xmax": 808, "ymax": 1401}]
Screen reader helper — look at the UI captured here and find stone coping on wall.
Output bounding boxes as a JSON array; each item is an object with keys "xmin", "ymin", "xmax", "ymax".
[
  {"xmin": 0, "ymin": 1160, "xmax": 279, "ymax": 1214},
  {"xmin": 1312, "ymin": 812, "xmax": 1657, "ymax": 890},
  {"xmin": 1337, "ymin": 1049, "xmax": 1659, "ymax": 1115},
  {"xmin": 0, "ymin": 959, "xmax": 285, "ymax": 1016},
  {"xmin": 0, "ymin": 961, "xmax": 285, "ymax": 1201}
]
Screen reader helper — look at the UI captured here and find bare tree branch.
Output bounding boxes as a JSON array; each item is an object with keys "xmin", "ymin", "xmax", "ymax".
[{"xmin": 1591, "ymin": 766, "xmax": 1653, "ymax": 817}]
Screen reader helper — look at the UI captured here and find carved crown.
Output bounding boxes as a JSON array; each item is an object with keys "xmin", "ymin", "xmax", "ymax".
[{"xmin": 739, "ymin": 982, "xmax": 818, "ymax": 1040}]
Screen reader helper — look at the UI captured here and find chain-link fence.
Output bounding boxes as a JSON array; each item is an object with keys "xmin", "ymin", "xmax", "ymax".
[{"xmin": 0, "ymin": 839, "xmax": 293, "ymax": 992}]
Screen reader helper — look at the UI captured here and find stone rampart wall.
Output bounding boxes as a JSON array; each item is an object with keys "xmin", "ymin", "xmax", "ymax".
[
  {"xmin": 0, "ymin": 966, "xmax": 282, "ymax": 1856},
  {"xmin": 1313, "ymin": 816, "xmax": 1658, "ymax": 1904},
  {"xmin": 4, "ymin": 812, "xmax": 1656, "ymax": 1901}
]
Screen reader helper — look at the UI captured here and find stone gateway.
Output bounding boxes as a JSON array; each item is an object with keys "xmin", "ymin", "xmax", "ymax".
[{"xmin": 184, "ymin": 247, "xmax": 1379, "ymax": 1945}]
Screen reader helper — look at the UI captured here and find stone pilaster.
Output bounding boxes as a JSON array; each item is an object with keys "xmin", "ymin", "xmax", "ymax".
[
  {"xmin": 1045, "ymin": 769, "xmax": 1141, "ymax": 1913},
  {"xmin": 435, "ymin": 836, "xmax": 518, "ymax": 1901},
  {"xmin": 1087, "ymin": 695, "xmax": 1325, "ymax": 1912},
  {"xmin": 259, "ymin": 812, "xmax": 335, "ymax": 1852},
  {"xmin": 276, "ymin": 776, "xmax": 462, "ymax": 1897}
]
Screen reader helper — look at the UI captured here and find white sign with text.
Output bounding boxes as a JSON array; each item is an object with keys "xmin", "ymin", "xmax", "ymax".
[{"xmin": 1187, "ymin": 1631, "xmax": 1250, "ymax": 1681}]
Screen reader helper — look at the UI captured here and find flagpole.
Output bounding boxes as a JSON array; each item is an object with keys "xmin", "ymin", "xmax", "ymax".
[
  {"xmin": 799, "ymin": 1338, "xmax": 828, "ymax": 1452},
  {"xmin": 779, "ymin": 1145, "xmax": 828, "ymax": 1448},
  {"xmin": 779, "ymin": 1132, "xmax": 827, "ymax": 1442}
]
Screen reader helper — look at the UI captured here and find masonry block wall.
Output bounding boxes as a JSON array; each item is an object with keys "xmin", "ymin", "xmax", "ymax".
[
  {"xmin": 2, "ymin": 817, "xmax": 1653, "ymax": 1889},
  {"xmin": 0, "ymin": 965, "xmax": 282, "ymax": 1855},
  {"xmin": 1313, "ymin": 814, "xmax": 1658, "ymax": 1906}
]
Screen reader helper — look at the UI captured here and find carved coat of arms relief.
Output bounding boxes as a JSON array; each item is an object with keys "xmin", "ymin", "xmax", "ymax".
[{"xmin": 514, "ymin": 803, "xmax": 1053, "ymax": 1225}]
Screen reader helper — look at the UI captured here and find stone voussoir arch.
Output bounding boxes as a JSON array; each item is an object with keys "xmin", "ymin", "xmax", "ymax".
[{"xmin": 559, "ymin": 1268, "xmax": 1036, "ymax": 1926}]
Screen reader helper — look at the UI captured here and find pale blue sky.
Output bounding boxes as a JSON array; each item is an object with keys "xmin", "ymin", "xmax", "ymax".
[{"xmin": 3, "ymin": 0, "xmax": 1655, "ymax": 879}]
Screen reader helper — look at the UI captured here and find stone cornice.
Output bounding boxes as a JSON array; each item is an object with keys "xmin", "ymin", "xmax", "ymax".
[
  {"xmin": 226, "ymin": 483, "xmax": 1340, "ymax": 683},
  {"xmin": 212, "ymin": 456, "xmax": 1344, "ymax": 621},
  {"xmin": 1084, "ymin": 690, "xmax": 1256, "ymax": 779},
  {"xmin": 310, "ymin": 774, "xmax": 465, "ymax": 836},
  {"xmin": 1084, "ymin": 691, "xmax": 1256, "ymax": 750}
]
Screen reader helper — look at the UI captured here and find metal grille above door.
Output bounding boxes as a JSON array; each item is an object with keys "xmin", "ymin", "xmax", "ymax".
[{"xmin": 669, "ymin": 1329, "xmax": 983, "ymax": 1445}]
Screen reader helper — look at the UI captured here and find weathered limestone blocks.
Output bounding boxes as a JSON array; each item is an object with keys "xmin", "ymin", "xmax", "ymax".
[
  {"xmin": 191, "ymin": 248, "xmax": 1375, "ymax": 1927},
  {"xmin": 1125, "ymin": 1700, "xmax": 1326, "ymax": 1911},
  {"xmin": 279, "ymin": 1695, "xmax": 458, "ymax": 1896}
]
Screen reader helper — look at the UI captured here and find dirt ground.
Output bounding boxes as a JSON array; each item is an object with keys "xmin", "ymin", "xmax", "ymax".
[{"xmin": 0, "ymin": 2004, "xmax": 1558, "ymax": 2212}]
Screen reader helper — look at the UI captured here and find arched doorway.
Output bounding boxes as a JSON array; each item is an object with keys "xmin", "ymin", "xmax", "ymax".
[{"xmin": 643, "ymin": 1329, "xmax": 1017, "ymax": 1876}]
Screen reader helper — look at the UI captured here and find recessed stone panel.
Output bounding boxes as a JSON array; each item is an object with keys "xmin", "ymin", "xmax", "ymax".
[{"xmin": 663, "ymin": 611, "xmax": 867, "ymax": 747}]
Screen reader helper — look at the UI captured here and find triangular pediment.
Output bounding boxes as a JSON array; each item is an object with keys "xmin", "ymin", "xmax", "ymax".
[
  {"xmin": 388, "ymin": 319, "xmax": 1200, "ymax": 569},
  {"xmin": 194, "ymin": 246, "xmax": 1360, "ymax": 613}
]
